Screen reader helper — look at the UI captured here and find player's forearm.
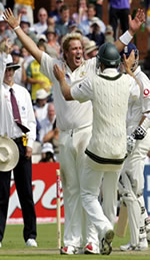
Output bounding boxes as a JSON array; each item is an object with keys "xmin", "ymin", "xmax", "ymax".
[
  {"xmin": 14, "ymin": 27, "xmax": 42, "ymax": 63},
  {"xmin": 59, "ymin": 78, "xmax": 73, "ymax": 100},
  {"xmin": 115, "ymin": 31, "xmax": 133, "ymax": 52}
]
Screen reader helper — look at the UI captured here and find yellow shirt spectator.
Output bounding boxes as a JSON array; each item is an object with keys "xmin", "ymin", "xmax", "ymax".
[
  {"xmin": 14, "ymin": 0, "xmax": 34, "ymax": 9},
  {"xmin": 26, "ymin": 59, "xmax": 52, "ymax": 101}
]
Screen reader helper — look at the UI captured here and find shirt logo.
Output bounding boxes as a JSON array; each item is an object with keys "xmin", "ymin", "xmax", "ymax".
[
  {"xmin": 80, "ymin": 71, "xmax": 86, "ymax": 77},
  {"xmin": 143, "ymin": 89, "xmax": 150, "ymax": 97},
  {"xmin": 4, "ymin": 94, "xmax": 9, "ymax": 99},
  {"xmin": 65, "ymin": 74, "xmax": 70, "ymax": 79}
]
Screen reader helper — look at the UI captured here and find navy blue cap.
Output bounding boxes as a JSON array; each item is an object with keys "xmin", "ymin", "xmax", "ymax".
[
  {"xmin": 120, "ymin": 43, "xmax": 139, "ymax": 59},
  {"xmin": 11, "ymin": 50, "xmax": 21, "ymax": 56}
]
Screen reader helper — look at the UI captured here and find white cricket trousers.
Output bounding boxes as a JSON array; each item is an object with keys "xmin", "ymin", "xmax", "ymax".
[
  {"xmin": 58, "ymin": 126, "xmax": 98, "ymax": 247},
  {"xmin": 80, "ymin": 156, "xmax": 121, "ymax": 241},
  {"xmin": 119, "ymin": 129, "xmax": 150, "ymax": 246}
]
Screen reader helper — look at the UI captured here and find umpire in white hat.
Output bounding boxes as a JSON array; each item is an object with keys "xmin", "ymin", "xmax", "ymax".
[{"xmin": 0, "ymin": 39, "xmax": 37, "ymax": 248}]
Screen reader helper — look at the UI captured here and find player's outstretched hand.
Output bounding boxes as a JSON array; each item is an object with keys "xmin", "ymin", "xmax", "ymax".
[
  {"xmin": 53, "ymin": 64, "xmax": 65, "ymax": 82},
  {"xmin": 3, "ymin": 8, "xmax": 21, "ymax": 30},
  {"xmin": 128, "ymin": 8, "xmax": 145, "ymax": 35}
]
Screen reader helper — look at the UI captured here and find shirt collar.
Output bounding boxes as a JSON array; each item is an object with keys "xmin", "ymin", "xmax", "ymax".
[
  {"xmin": 102, "ymin": 68, "xmax": 119, "ymax": 76},
  {"xmin": 3, "ymin": 83, "xmax": 15, "ymax": 92},
  {"xmin": 133, "ymin": 65, "xmax": 141, "ymax": 76}
]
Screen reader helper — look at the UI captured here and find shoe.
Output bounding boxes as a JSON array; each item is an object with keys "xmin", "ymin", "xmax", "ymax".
[
  {"xmin": 101, "ymin": 229, "xmax": 114, "ymax": 255},
  {"xmin": 0, "ymin": 242, "xmax": 2, "ymax": 248},
  {"xmin": 120, "ymin": 239, "xmax": 148, "ymax": 251},
  {"xmin": 120, "ymin": 242, "xmax": 136, "ymax": 251},
  {"xmin": 84, "ymin": 242, "xmax": 100, "ymax": 254},
  {"xmin": 136, "ymin": 238, "xmax": 148, "ymax": 251},
  {"xmin": 61, "ymin": 245, "xmax": 77, "ymax": 255},
  {"xmin": 26, "ymin": 239, "xmax": 37, "ymax": 247}
]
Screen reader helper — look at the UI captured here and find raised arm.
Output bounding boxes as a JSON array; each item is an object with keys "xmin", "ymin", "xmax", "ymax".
[
  {"xmin": 3, "ymin": 8, "xmax": 42, "ymax": 64},
  {"xmin": 115, "ymin": 8, "xmax": 145, "ymax": 52}
]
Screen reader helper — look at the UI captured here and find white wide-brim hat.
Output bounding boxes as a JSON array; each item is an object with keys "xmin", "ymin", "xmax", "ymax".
[
  {"xmin": 84, "ymin": 40, "xmax": 98, "ymax": 55},
  {"xmin": 0, "ymin": 136, "xmax": 19, "ymax": 172},
  {"xmin": 36, "ymin": 89, "xmax": 50, "ymax": 99}
]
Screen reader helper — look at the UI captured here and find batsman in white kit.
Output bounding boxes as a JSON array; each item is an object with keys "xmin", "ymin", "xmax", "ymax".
[
  {"xmin": 118, "ymin": 43, "xmax": 150, "ymax": 251},
  {"xmin": 53, "ymin": 42, "xmax": 141, "ymax": 255}
]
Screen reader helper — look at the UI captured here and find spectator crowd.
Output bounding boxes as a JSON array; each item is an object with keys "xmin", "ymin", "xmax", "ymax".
[{"xmin": 0, "ymin": 0, "xmax": 150, "ymax": 254}]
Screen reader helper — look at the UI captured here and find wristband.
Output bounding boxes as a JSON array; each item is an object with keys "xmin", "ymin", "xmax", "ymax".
[
  {"xmin": 119, "ymin": 30, "xmax": 133, "ymax": 45},
  {"xmin": 14, "ymin": 25, "xmax": 20, "ymax": 31}
]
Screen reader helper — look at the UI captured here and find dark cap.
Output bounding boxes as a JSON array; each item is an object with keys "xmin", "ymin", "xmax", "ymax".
[
  {"xmin": 120, "ymin": 43, "xmax": 139, "ymax": 59},
  {"xmin": 11, "ymin": 49, "xmax": 21, "ymax": 56},
  {"xmin": 6, "ymin": 54, "xmax": 20, "ymax": 71}
]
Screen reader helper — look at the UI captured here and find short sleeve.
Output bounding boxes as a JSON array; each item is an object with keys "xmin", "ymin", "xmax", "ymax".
[{"xmin": 71, "ymin": 77, "xmax": 93, "ymax": 103}]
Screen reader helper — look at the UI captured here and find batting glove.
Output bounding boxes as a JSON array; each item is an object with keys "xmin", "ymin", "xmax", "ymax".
[
  {"xmin": 127, "ymin": 135, "xmax": 136, "ymax": 154},
  {"xmin": 132, "ymin": 125, "xmax": 147, "ymax": 140}
]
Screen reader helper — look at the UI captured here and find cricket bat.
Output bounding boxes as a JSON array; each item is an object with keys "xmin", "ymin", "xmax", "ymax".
[{"xmin": 116, "ymin": 201, "xmax": 128, "ymax": 237}]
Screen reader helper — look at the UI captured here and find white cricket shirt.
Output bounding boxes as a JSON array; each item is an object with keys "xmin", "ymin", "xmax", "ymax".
[
  {"xmin": 0, "ymin": 53, "xmax": 36, "ymax": 148},
  {"xmin": 40, "ymin": 52, "xmax": 95, "ymax": 131},
  {"xmin": 71, "ymin": 68, "xmax": 140, "ymax": 160},
  {"xmin": 127, "ymin": 66, "xmax": 150, "ymax": 133}
]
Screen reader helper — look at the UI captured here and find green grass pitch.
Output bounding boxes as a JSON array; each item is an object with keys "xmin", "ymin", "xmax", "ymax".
[{"xmin": 0, "ymin": 223, "xmax": 149, "ymax": 260}]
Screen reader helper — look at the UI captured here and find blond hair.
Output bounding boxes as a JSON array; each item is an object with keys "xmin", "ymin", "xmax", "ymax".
[{"xmin": 62, "ymin": 33, "xmax": 83, "ymax": 61}]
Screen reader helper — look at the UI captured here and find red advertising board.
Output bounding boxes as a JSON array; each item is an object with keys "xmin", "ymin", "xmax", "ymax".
[{"xmin": 7, "ymin": 163, "xmax": 64, "ymax": 224}]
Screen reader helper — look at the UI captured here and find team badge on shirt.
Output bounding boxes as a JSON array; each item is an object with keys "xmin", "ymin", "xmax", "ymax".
[
  {"xmin": 143, "ymin": 89, "xmax": 150, "ymax": 98},
  {"xmin": 80, "ymin": 71, "xmax": 86, "ymax": 77}
]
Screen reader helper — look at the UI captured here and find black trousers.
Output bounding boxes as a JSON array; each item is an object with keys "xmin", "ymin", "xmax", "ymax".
[
  {"xmin": 109, "ymin": 7, "xmax": 129, "ymax": 40},
  {"xmin": 0, "ymin": 138, "xmax": 37, "ymax": 242}
]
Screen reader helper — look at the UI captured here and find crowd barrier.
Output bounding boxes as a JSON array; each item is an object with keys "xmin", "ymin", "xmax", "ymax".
[{"xmin": 7, "ymin": 162, "xmax": 150, "ymax": 224}]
